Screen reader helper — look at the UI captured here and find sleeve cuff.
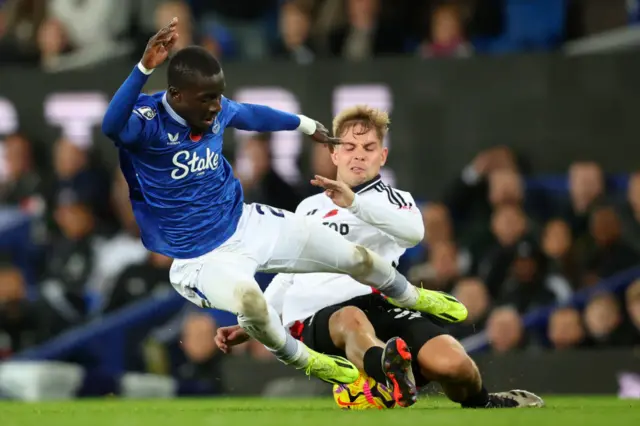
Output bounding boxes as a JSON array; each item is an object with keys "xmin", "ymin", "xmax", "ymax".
[
  {"xmin": 346, "ymin": 194, "xmax": 360, "ymax": 213},
  {"xmin": 296, "ymin": 115, "xmax": 317, "ymax": 135},
  {"xmin": 137, "ymin": 62, "xmax": 154, "ymax": 75}
]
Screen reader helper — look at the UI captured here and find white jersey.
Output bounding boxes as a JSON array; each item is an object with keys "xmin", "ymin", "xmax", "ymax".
[{"xmin": 264, "ymin": 175, "xmax": 424, "ymax": 329}]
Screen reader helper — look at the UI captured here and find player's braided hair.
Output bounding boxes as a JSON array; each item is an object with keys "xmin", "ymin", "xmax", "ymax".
[
  {"xmin": 167, "ymin": 46, "xmax": 223, "ymax": 89},
  {"xmin": 332, "ymin": 105, "xmax": 390, "ymax": 142}
]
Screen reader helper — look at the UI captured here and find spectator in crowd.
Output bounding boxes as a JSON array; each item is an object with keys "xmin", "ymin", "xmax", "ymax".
[
  {"xmin": 51, "ymin": 138, "xmax": 111, "ymax": 234},
  {"xmin": 275, "ymin": 0, "xmax": 316, "ymax": 64},
  {"xmin": 177, "ymin": 312, "xmax": 224, "ymax": 393},
  {"xmin": 155, "ymin": 1, "xmax": 221, "ymax": 57},
  {"xmin": 417, "ymin": 3, "xmax": 472, "ymax": 59},
  {"xmin": 625, "ymin": 280, "xmax": 640, "ymax": 342},
  {"xmin": 542, "ymin": 218, "xmax": 580, "ymax": 289},
  {"xmin": 583, "ymin": 292, "xmax": 638, "ymax": 347},
  {"xmin": 443, "ymin": 146, "xmax": 519, "ymax": 229},
  {"xmin": 328, "ymin": 0, "xmax": 404, "ymax": 61},
  {"xmin": 564, "ymin": 161, "xmax": 606, "ymax": 242},
  {"xmin": 408, "ymin": 240, "xmax": 461, "ymax": 291},
  {"xmin": 0, "ymin": 132, "xmax": 46, "ymax": 215},
  {"xmin": 496, "ymin": 240, "xmax": 572, "ymax": 314},
  {"xmin": 618, "ymin": 171, "xmax": 640, "ymax": 254},
  {"xmin": 0, "ymin": 0, "xmax": 45, "ymax": 65},
  {"xmin": 486, "ymin": 306, "xmax": 525, "ymax": 353},
  {"xmin": 37, "ymin": 0, "xmax": 132, "ymax": 71},
  {"xmin": 581, "ymin": 205, "xmax": 639, "ymax": 287},
  {"xmin": 547, "ymin": 307, "xmax": 587, "ymax": 350},
  {"xmin": 235, "ymin": 132, "xmax": 304, "ymax": 213},
  {"xmin": 36, "ymin": 186, "xmax": 98, "ymax": 340},
  {"xmin": 450, "ymin": 277, "xmax": 491, "ymax": 339},
  {"xmin": 477, "ymin": 204, "xmax": 530, "ymax": 297},
  {"xmin": 422, "ymin": 202, "xmax": 454, "ymax": 247},
  {"xmin": 0, "ymin": 261, "xmax": 36, "ymax": 358},
  {"xmin": 300, "ymin": 142, "xmax": 337, "ymax": 198},
  {"xmin": 103, "ymin": 252, "xmax": 173, "ymax": 314},
  {"xmin": 88, "ymin": 169, "xmax": 148, "ymax": 300}
]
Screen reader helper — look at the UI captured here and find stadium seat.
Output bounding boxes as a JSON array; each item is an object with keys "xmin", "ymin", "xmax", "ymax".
[
  {"xmin": 473, "ymin": 0, "xmax": 567, "ymax": 54},
  {"xmin": 506, "ymin": 0, "xmax": 566, "ymax": 48}
]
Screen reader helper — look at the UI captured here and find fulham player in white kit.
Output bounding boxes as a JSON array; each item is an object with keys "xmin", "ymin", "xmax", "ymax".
[{"xmin": 216, "ymin": 106, "xmax": 544, "ymax": 409}]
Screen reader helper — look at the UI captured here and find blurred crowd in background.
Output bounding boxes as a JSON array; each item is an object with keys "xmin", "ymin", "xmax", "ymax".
[
  {"xmin": 1, "ymin": 0, "xmax": 640, "ymax": 394},
  {"xmin": 1, "ymin": 0, "xmax": 640, "ymax": 70}
]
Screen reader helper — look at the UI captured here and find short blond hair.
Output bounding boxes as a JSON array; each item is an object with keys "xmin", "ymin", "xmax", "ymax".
[{"xmin": 332, "ymin": 105, "xmax": 390, "ymax": 142}]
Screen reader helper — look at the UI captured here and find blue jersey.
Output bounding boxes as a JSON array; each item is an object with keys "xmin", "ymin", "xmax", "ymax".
[{"xmin": 102, "ymin": 64, "xmax": 302, "ymax": 259}]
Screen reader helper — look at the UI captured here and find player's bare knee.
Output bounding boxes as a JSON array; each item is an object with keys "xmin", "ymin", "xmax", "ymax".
[
  {"xmin": 347, "ymin": 245, "xmax": 374, "ymax": 279},
  {"xmin": 330, "ymin": 306, "xmax": 369, "ymax": 333},
  {"xmin": 419, "ymin": 336, "xmax": 476, "ymax": 381},
  {"xmin": 235, "ymin": 284, "xmax": 268, "ymax": 323}
]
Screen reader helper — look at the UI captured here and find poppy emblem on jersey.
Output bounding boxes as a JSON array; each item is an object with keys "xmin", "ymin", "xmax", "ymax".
[
  {"xmin": 189, "ymin": 133, "xmax": 202, "ymax": 142},
  {"xmin": 323, "ymin": 209, "xmax": 339, "ymax": 218}
]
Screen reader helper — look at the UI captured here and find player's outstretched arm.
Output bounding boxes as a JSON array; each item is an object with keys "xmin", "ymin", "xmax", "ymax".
[
  {"xmin": 226, "ymin": 98, "xmax": 341, "ymax": 146},
  {"xmin": 311, "ymin": 175, "xmax": 424, "ymax": 248},
  {"xmin": 101, "ymin": 18, "xmax": 178, "ymax": 145}
]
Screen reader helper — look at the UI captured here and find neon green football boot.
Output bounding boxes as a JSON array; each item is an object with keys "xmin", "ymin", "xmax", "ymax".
[
  {"xmin": 300, "ymin": 348, "xmax": 360, "ymax": 385},
  {"xmin": 388, "ymin": 287, "xmax": 468, "ymax": 323}
]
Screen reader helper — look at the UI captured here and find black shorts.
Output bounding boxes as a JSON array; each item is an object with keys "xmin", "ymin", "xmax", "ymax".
[{"xmin": 297, "ymin": 293, "xmax": 450, "ymax": 387}]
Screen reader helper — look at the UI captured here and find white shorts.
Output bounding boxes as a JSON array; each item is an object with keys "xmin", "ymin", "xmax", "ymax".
[{"xmin": 169, "ymin": 203, "xmax": 363, "ymax": 315}]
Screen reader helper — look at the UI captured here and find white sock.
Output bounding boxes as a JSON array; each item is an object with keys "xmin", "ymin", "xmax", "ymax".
[
  {"xmin": 358, "ymin": 248, "xmax": 419, "ymax": 306},
  {"xmin": 238, "ymin": 305, "xmax": 309, "ymax": 367}
]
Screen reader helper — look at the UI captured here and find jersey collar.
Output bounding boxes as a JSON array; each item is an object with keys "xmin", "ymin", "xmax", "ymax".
[
  {"xmin": 352, "ymin": 174, "xmax": 382, "ymax": 194},
  {"xmin": 162, "ymin": 92, "xmax": 188, "ymax": 127}
]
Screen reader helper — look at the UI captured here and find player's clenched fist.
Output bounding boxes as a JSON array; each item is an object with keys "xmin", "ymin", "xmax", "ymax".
[
  {"xmin": 141, "ymin": 17, "xmax": 179, "ymax": 70},
  {"xmin": 311, "ymin": 175, "xmax": 356, "ymax": 208},
  {"xmin": 214, "ymin": 325, "xmax": 250, "ymax": 353}
]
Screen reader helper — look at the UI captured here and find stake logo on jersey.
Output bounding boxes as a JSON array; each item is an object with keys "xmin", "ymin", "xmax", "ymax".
[
  {"xmin": 171, "ymin": 147, "xmax": 220, "ymax": 179},
  {"xmin": 265, "ymin": 175, "xmax": 423, "ymax": 329}
]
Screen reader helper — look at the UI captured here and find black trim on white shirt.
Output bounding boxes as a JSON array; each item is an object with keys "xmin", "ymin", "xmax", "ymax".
[
  {"xmin": 374, "ymin": 182, "xmax": 411, "ymax": 208},
  {"xmin": 352, "ymin": 174, "xmax": 382, "ymax": 194}
]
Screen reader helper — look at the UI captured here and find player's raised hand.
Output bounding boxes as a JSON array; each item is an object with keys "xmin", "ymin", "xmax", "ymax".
[
  {"xmin": 311, "ymin": 175, "xmax": 355, "ymax": 208},
  {"xmin": 141, "ymin": 17, "xmax": 179, "ymax": 70},
  {"xmin": 215, "ymin": 325, "xmax": 250, "ymax": 353},
  {"xmin": 310, "ymin": 121, "xmax": 342, "ymax": 146}
]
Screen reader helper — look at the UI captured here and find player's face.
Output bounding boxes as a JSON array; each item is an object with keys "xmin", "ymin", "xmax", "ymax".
[
  {"xmin": 170, "ymin": 72, "xmax": 225, "ymax": 132},
  {"xmin": 331, "ymin": 126, "xmax": 387, "ymax": 186}
]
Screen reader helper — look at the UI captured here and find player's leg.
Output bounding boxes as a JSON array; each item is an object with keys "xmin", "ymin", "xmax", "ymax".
[
  {"xmin": 415, "ymin": 336, "xmax": 544, "ymax": 408},
  {"xmin": 264, "ymin": 213, "xmax": 467, "ymax": 323},
  {"xmin": 370, "ymin": 298, "xmax": 543, "ymax": 408},
  {"xmin": 170, "ymin": 250, "xmax": 358, "ymax": 384},
  {"xmin": 300, "ymin": 300, "xmax": 417, "ymax": 407}
]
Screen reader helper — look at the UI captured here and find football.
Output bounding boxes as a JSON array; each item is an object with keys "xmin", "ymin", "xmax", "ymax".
[{"xmin": 333, "ymin": 373, "xmax": 397, "ymax": 410}]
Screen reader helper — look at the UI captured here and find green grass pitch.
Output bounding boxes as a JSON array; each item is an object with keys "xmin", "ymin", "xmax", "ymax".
[{"xmin": 2, "ymin": 396, "xmax": 639, "ymax": 426}]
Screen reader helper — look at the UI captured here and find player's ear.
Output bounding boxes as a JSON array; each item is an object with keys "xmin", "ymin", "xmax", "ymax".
[
  {"xmin": 168, "ymin": 86, "xmax": 180, "ymax": 102},
  {"xmin": 380, "ymin": 147, "xmax": 388, "ymax": 167},
  {"xmin": 330, "ymin": 144, "xmax": 340, "ymax": 166}
]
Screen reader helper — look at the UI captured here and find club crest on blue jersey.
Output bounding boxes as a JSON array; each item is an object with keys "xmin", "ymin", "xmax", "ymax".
[{"xmin": 135, "ymin": 106, "xmax": 156, "ymax": 120}]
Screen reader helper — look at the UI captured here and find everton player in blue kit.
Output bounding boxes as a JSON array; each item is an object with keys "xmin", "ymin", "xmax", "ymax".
[{"xmin": 102, "ymin": 18, "xmax": 467, "ymax": 385}]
